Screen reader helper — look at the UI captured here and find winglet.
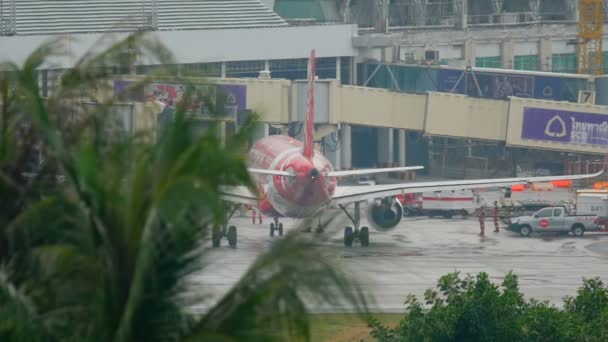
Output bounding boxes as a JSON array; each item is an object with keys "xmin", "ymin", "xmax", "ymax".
[{"xmin": 303, "ymin": 49, "xmax": 316, "ymax": 159}]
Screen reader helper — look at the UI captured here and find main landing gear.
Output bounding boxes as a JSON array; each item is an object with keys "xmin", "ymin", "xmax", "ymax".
[
  {"xmin": 212, "ymin": 206, "xmax": 239, "ymax": 248},
  {"xmin": 270, "ymin": 217, "xmax": 284, "ymax": 237},
  {"xmin": 339, "ymin": 202, "xmax": 370, "ymax": 247}
]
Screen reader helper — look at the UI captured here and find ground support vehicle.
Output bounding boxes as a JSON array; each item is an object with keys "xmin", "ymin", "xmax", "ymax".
[{"xmin": 507, "ymin": 207, "xmax": 602, "ymax": 237}]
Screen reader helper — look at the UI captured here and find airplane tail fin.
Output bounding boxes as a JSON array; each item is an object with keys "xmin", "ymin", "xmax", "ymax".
[{"xmin": 303, "ymin": 49, "xmax": 316, "ymax": 159}]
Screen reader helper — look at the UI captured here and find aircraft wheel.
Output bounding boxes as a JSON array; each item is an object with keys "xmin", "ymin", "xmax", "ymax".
[
  {"xmin": 360, "ymin": 226, "xmax": 370, "ymax": 247},
  {"xmin": 227, "ymin": 226, "xmax": 237, "ymax": 248},
  {"xmin": 344, "ymin": 227, "xmax": 354, "ymax": 247},
  {"xmin": 270, "ymin": 223, "xmax": 275, "ymax": 237},
  {"xmin": 278, "ymin": 223, "xmax": 284, "ymax": 236}
]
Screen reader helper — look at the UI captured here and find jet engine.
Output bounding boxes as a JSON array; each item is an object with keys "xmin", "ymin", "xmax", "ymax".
[{"xmin": 366, "ymin": 197, "xmax": 404, "ymax": 231}]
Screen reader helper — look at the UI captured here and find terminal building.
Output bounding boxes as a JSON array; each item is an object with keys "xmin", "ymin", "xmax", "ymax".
[{"xmin": 1, "ymin": 0, "xmax": 608, "ymax": 179}]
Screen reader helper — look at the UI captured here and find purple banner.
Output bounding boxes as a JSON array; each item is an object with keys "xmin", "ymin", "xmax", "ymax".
[
  {"xmin": 114, "ymin": 80, "xmax": 246, "ymax": 119},
  {"xmin": 522, "ymin": 107, "xmax": 608, "ymax": 146},
  {"xmin": 219, "ymin": 84, "xmax": 247, "ymax": 119}
]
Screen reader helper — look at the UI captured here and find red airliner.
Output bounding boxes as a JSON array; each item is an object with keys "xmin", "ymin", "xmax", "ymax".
[{"xmin": 219, "ymin": 49, "xmax": 602, "ymax": 248}]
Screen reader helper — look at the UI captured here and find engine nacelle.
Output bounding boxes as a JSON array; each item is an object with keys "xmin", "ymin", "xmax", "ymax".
[{"xmin": 365, "ymin": 197, "xmax": 404, "ymax": 232}]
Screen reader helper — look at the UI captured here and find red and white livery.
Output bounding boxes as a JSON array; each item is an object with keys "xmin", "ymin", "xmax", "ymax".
[{"xmin": 219, "ymin": 49, "xmax": 602, "ymax": 247}]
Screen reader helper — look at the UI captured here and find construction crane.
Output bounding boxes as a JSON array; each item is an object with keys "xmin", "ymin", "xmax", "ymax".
[{"xmin": 577, "ymin": 0, "xmax": 604, "ymax": 75}]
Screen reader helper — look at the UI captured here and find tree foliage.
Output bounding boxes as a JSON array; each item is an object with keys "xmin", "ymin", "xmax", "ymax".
[
  {"xmin": 370, "ymin": 272, "xmax": 608, "ymax": 342},
  {"xmin": 0, "ymin": 33, "xmax": 368, "ymax": 341}
]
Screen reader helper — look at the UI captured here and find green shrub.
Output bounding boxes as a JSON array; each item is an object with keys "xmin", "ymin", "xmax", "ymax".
[{"xmin": 370, "ymin": 273, "xmax": 608, "ymax": 342}]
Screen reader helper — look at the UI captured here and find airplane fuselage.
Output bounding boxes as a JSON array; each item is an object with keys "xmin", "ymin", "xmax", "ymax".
[{"xmin": 248, "ymin": 135, "xmax": 337, "ymax": 217}]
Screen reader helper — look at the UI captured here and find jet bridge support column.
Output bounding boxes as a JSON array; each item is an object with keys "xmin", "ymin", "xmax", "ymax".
[
  {"xmin": 398, "ymin": 129, "xmax": 406, "ymax": 167},
  {"xmin": 323, "ymin": 131, "xmax": 341, "ymax": 171},
  {"xmin": 340, "ymin": 124, "xmax": 352, "ymax": 170},
  {"xmin": 252, "ymin": 123, "xmax": 269, "ymax": 143},
  {"xmin": 377, "ymin": 127, "xmax": 394, "ymax": 167}
]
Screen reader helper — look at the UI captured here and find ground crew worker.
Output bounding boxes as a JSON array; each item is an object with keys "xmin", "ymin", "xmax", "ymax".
[
  {"xmin": 493, "ymin": 201, "xmax": 500, "ymax": 233},
  {"xmin": 479, "ymin": 204, "xmax": 485, "ymax": 237},
  {"xmin": 251, "ymin": 206, "xmax": 262, "ymax": 224}
]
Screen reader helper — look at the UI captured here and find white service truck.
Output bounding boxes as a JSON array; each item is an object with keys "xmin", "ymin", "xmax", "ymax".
[
  {"xmin": 399, "ymin": 189, "xmax": 479, "ymax": 218},
  {"xmin": 576, "ymin": 190, "xmax": 608, "ymax": 217},
  {"xmin": 507, "ymin": 206, "xmax": 602, "ymax": 237}
]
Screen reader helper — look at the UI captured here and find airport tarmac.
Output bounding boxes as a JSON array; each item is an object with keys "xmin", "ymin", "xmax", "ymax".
[{"xmin": 189, "ymin": 215, "xmax": 608, "ymax": 313}]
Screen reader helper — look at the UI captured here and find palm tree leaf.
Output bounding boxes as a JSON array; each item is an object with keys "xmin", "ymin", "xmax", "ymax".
[
  {"xmin": 191, "ymin": 217, "xmax": 371, "ymax": 342},
  {"xmin": 0, "ymin": 268, "xmax": 55, "ymax": 342}
]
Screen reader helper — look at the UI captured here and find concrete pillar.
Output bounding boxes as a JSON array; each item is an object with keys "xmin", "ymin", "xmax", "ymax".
[
  {"xmin": 501, "ymin": 40, "xmax": 515, "ymax": 69},
  {"xmin": 464, "ymin": 38, "xmax": 476, "ymax": 67},
  {"xmin": 458, "ymin": 0, "xmax": 468, "ymax": 30},
  {"xmin": 252, "ymin": 122, "xmax": 269, "ymax": 143},
  {"xmin": 381, "ymin": 47, "xmax": 395, "ymax": 63},
  {"xmin": 377, "ymin": 127, "xmax": 394, "ymax": 166},
  {"xmin": 340, "ymin": 124, "xmax": 352, "ymax": 169},
  {"xmin": 221, "ymin": 62, "xmax": 227, "ymax": 78},
  {"xmin": 397, "ymin": 129, "xmax": 406, "ymax": 167},
  {"xmin": 218, "ymin": 121, "xmax": 226, "ymax": 147},
  {"xmin": 336, "ymin": 57, "xmax": 341, "ymax": 81},
  {"xmin": 414, "ymin": 0, "xmax": 426, "ymax": 26},
  {"xmin": 41, "ymin": 69, "xmax": 48, "ymax": 97},
  {"xmin": 323, "ymin": 134, "xmax": 341, "ymax": 170},
  {"xmin": 350, "ymin": 57, "xmax": 357, "ymax": 85},
  {"xmin": 539, "ymin": 38, "xmax": 553, "ymax": 72}
]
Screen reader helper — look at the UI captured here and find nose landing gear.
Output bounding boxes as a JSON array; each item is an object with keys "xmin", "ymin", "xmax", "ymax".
[
  {"xmin": 270, "ymin": 217, "xmax": 284, "ymax": 237},
  {"xmin": 340, "ymin": 202, "xmax": 370, "ymax": 247}
]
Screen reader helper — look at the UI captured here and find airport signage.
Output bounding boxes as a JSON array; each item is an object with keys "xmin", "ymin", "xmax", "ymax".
[
  {"xmin": 114, "ymin": 80, "xmax": 246, "ymax": 119},
  {"xmin": 521, "ymin": 107, "xmax": 608, "ymax": 147}
]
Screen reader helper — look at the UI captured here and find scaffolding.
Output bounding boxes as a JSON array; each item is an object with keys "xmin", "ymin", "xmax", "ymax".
[{"xmin": 577, "ymin": 0, "xmax": 604, "ymax": 75}]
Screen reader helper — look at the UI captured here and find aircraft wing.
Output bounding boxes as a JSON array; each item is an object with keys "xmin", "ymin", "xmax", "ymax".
[
  {"xmin": 330, "ymin": 171, "xmax": 603, "ymax": 205},
  {"xmin": 327, "ymin": 166, "xmax": 424, "ymax": 177},
  {"xmin": 220, "ymin": 186, "xmax": 259, "ymax": 205},
  {"xmin": 248, "ymin": 166, "xmax": 425, "ymax": 178},
  {"xmin": 248, "ymin": 168, "xmax": 292, "ymax": 177}
]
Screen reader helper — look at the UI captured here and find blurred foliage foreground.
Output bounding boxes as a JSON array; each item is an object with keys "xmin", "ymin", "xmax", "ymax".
[
  {"xmin": 0, "ymin": 33, "xmax": 368, "ymax": 341},
  {"xmin": 370, "ymin": 271, "xmax": 608, "ymax": 342}
]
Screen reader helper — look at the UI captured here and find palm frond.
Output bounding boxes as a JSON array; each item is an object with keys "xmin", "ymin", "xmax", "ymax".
[
  {"xmin": 1, "ymin": 31, "xmax": 370, "ymax": 342},
  {"xmin": 191, "ymin": 217, "xmax": 370, "ymax": 342},
  {"xmin": 0, "ymin": 267, "xmax": 54, "ymax": 342}
]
